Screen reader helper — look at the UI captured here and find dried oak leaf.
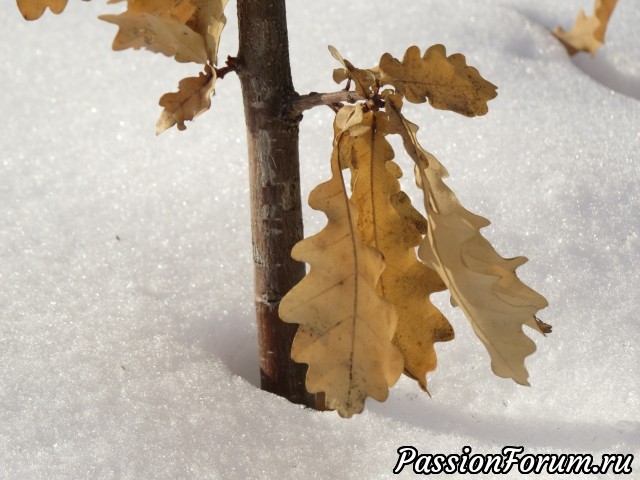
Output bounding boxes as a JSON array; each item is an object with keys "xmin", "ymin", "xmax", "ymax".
[
  {"xmin": 100, "ymin": 0, "xmax": 227, "ymax": 64},
  {"xmin": 329, "ymin": 45, "xmax": 378, "ymax": 98},
  {"xmin": 379, "ymin": 45, "xmax": 497, "ymax": 117},
  {"xmin": 17, "ymin": 0, "xmax": 68, "ymax": 20},
  {"xmin": 279, "ymin": 114, "xmax": 403, "ymax": 417},
  {"xmin": 156, "ymin": 66, "xmax": 216, "ymax": 133},
  {"xmin": 100, "ymin": 9, "xmax": 208, "ymax": 64},
  {"xmin": 119, "ymin": 0, "xmax": 196, "ymax": 19},
  {"xmin": 187, "ymin": 0, "xmax": 228, "ymax": 65},
  {"xmin": 553, "ymin": 0, "xmax": 618, "ymax": 56},
  {"xmin": 334, "ymin": 104, "xmax": 370, "ymax": 140},
  {"xmin": 101, "ymin": 0, "xmax": 227, "ymax": 64},
  {"xmin": 386, "ymin": 95, "xmax": 549, "ymax": 386},
  {"xmin": 343, "ymin": 108, "xmax": 454, "ymax": 391}
]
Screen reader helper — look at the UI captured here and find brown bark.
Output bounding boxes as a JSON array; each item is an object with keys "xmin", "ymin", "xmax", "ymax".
[{"xmin": 236, "ymin": 0, "xmax": 315, "ymax": 407}]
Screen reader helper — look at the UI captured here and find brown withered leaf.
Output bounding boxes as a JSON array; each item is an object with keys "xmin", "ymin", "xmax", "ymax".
[
  {"xmin": 535, "ymin": 317, "xmax": 553, "ymax": 335},
  {"xmin": 386, "ymin": 95, "xmax": 549, "ymax": 386},
  {"xmin": 329, "ymin": 45, "xmax": 378, "ymax": 98},
  {"xmin": 279, "ymin": 116, "xmax": 403, "ymax": 418},
  {"xmin": 553, "ymin": 0, "xmax": 618, "ymax": 56},
  {"xmin": 379, "ymin": 45, "xmax": 497, "ymax": 117},
  {"xmin": 99, "ymin": 0, "xmax": 213, "ymax": 64},
  {"xmin": 156, "ymin": 66, "xmax": 216, "ymax": 133},
  {"xmin": 17, "ymin": 0, "xmax": 68, "ymax": 20},
  {"xmin": 343, "ymin": 108, "xmax": 454, "ymax": 391}
]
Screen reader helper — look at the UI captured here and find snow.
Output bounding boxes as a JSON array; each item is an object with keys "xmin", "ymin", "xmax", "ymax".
[{"xmin": 1, "ymin": 0, "xmax": 639, "ymax": 478}]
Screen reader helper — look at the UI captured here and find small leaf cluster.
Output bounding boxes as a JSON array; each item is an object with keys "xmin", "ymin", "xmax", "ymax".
[
  {"xmin": 17, "ymin": 0, "xmax": 230, "ymax": 134},
  {"xmin": 280, "ymin": 46, "xmax": 550, "ymax": 417}
]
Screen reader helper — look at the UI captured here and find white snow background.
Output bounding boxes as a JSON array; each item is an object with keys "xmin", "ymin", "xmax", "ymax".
[{"xmin": 1, "ymin": 0, "xmax": 639, "ymax": 478}]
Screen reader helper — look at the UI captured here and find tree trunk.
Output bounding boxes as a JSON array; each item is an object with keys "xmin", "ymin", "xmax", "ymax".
[{"xmin": 236, "ymin": 0, "xmax": 315, "ymax": 407}]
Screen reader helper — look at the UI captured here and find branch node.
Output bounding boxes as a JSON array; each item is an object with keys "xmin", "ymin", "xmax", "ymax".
[{"xmin": 215, "ymin": 56, "xmax": 238, "ymax": 79}]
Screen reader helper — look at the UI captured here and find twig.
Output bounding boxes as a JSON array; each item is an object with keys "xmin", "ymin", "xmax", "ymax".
[
  {"xmin": 215, "ymin": 56, "xmax": 237, "ymax": 79},
  {"xmin": 290, "ymin": 90, "xmax": 367, "ymax": 119}
]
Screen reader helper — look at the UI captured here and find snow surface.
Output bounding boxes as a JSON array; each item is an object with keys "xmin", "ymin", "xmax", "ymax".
[{"xmin": 1, "ymin": 0, "xmax": 639, "ymax": 478}]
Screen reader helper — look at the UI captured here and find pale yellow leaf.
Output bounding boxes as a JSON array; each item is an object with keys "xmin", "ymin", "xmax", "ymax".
[
  {"xmin": 379, "ymin": 45, "xmax": 497, "ymax": 117},
  {"xmin": 553, "ymin": 0, "xmax": 618, "ymax": 56},
  {"xmin": 187, "ymin": 0, "xmax": 228, "ymax": 65},
  {"xmin": 101, "ymin": 0, "xmax": 227, "ymax": 64},
  {"xmin": 334, "ymin": 103, "xmax": 370, "ymax": 139},
  {"xmin": 124, "ymin": 0, "xmax": 195, "ymax": 20},
  {"xmin": 100, "ymin": 9, "xmax": 208, "ymax": 64},
  {"xmin": 344, "ymin": 109, "xmax": 454, "ymax": 391},
  {"xmin": 156, "ymin": 66, "xmax": 216, "ymax": 133},
  {"xmin": 279, "ymin": 116, "xmax": 403, "ymax": 417},
  {"xmin": 17, "ymin": 0, "xmax": 68, "ymax": 20},
  {"xmin": 386, "ymin": 96, "xmax": 549, "ymax": 386}
]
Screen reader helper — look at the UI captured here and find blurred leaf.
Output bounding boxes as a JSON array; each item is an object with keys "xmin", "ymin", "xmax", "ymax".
[
  {"xmin": 553, "ymin": 0, "xmax": 618, "ymax": 56},
  {"xmin": 17, "ymin": 0, "xmax": 68, "ymax": 20}
]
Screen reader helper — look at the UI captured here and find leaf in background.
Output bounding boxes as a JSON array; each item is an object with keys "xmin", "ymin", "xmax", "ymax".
[
  {"xmin": 553, "ymin": 0, "xmax": 618, "ymax": 56},
  {"xmin": 386, "ymin": 96, "xmax": 549, "ymax": 386},
  {"xmin": 379, "ymin": 45, "xmax": 497, "ymax": 117},
  {"xmin": 17, "ymin": 0, "xmax": 68, "ymax": 20},
  {"xmin": 156, "ymin": 66, "xmax": 216, "ymax": 133},
  {"xmin": 279, "ymin": 115, "xmax": 403, "ymax": 417},
  {"xmin": 345, "ymin": 109, "xmax": 454, "ymax": 391},
  {"xmin": 328, "ymin": 45, "xmax": 378, "ymax": 98}
]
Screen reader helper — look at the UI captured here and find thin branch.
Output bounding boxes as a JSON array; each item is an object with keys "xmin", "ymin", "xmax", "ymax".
[{"xmin": 290, "ymin": 90, "xmax": 367, "ymax": 118}]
